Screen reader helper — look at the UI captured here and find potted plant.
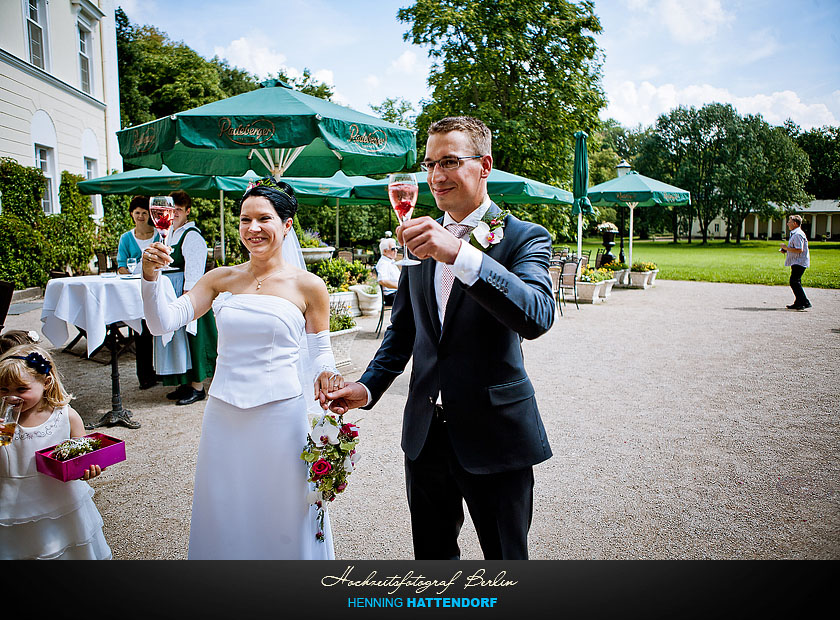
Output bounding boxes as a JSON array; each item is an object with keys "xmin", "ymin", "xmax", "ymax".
[
  {"xmin": 629, "ymin": 261, "xmax": 657, "ymax": 289},
  {"xmin": 350, "ymin": 271, "xmax": 382, "ymax": 316},
  {"xmin": 602, "ymin": 260, "xmax": 629, "ymax": 287},
  {"xmin": 575, "ymin": 267, "xmax": 607, "ymax": 304},
  {"xmin": 299, "ymin": 228, "xmax": 335, "ymax": 264},
  {"xmin": 315, "ymin": 258, "xmax": 360, "ymax": 316},
  {"xmin": 329, "ymin": 301, "xmax": 359, "ymax": 368},
  {"xmin": 596, "ymin": 267, "xmax": 618, "ymax": 299}
]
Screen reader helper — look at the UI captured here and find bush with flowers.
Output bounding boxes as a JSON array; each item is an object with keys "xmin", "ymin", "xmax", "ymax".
[
  {"xmin": 631, "ymin": 261, "xmax": 658, "ymax": 272},
  {"xmin": 596, "ymin": 221, "xmax": 619, "ymax": 233},
  {"xmin": 301, "ymin": 413, "xmax": 361, "ymax": 542},
  {"xmin": 578, "ymin": 267, "xmax": 612, "ymax": 283},
  {"xmin": 602, "ymin": 260, "xmax": 628, "ymax": 271}
]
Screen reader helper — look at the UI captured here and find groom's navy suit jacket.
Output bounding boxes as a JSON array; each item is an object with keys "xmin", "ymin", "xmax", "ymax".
[{"xmin": 359, "ymin": 202, "xmax": 555, "ymax": 474}]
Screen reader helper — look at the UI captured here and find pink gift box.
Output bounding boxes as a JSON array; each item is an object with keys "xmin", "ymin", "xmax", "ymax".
[{"xmin": 35, "ymin": 433, "xmax": 126, "ymax": 482}]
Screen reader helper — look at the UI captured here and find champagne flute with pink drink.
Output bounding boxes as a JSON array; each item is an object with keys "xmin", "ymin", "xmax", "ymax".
[
  {"xmin": 388, "ymin": 172, "xmax": 420, "ymax": 266},
  {"xmin": 148, "ymin": 196, "xmax": 175, "ymax": 270}
]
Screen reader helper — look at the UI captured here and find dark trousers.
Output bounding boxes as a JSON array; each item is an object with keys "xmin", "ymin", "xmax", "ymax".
[
  {"xmin": 789, "ymin": 265, "xmax": 810, "ymax": 306},
  {"xmin": 134, "ymin": 320, "xmax": 157, "ymax": 386},
  {"xmin": 404, "ymin": 408, "xmax": 534, "ymax": 560}
]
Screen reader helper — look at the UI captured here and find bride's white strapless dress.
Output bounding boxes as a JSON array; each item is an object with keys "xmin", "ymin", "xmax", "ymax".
[{"xmin": 187, "ymin": 293, "xmax": 334, "ymax": 559}]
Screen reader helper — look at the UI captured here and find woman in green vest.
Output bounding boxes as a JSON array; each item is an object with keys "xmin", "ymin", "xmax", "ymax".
[{"xmin": 153, "ymin": 190, "xmax": 218, "ymax": 405}]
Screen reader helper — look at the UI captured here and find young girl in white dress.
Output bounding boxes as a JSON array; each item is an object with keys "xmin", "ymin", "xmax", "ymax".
[
  {"xmin": 0, "ymin": 344, "xmax": 112, "ymax": 560},
  {"xmin": 141, "ymin": 179, "xmax": 345, "ymax": 559}
]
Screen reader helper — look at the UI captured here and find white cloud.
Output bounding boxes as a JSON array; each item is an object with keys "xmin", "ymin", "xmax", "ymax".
[
  {"xmin": 604, "ymin": 80, "xmax": 838, "ymax": 130},
  {"xmin": 213, "ymin": 37, "xmax": 288, "ymax": 79},
  {"xmin": 386, "ymin": 50, "xmax": 429, "ymax": 76},
  {"xmin": 625, "ymin": 0, "xmax": 734, "ymax": 43}
]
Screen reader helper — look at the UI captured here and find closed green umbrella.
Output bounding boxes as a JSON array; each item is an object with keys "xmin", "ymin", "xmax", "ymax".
[
  {"xmin": 587, "ymin": 170, "xmax": 691, "ymax": 266},
  {"xmin": 117, "ymin": 81, "xmax": 416, "ymax": 179},
  {"xmin": 571, "ymin": 131, "xmax": 594, "ymax": 258},
  {"xmin": 352, "ymin": 168, "xmax": 573, "ymax": 207}
]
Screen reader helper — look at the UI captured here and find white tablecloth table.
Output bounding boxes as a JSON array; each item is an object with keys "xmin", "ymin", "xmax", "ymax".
[
  {"xmin": 40, "ymin": 275, "xmax": 144, "ymax": 356},
  {"xmin": 40, "ymin": 274, "xmax": 144, "ymax": 429}
]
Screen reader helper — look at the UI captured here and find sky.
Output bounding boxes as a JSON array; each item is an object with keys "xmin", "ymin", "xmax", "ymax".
[{"xmin": 117, "ymin": 0, "xmax": 840, "ymax": 131}]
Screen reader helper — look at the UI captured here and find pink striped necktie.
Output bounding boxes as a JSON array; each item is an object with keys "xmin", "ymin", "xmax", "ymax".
[{"xmin": 440, "ymin": 223, "xmax": 472, "ymax": 315}]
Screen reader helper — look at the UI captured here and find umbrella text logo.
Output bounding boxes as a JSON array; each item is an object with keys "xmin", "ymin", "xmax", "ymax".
[
  {"xmin": 132, "ymin": 127, "xmax": 157, "ymax": 153},
  {"xmin": 348, "ymin": 124, "xmax": 387, "ymax": 152},
  {"xmin": 218, "ymin": 118, "xmax": 275, "ymax": 146}
]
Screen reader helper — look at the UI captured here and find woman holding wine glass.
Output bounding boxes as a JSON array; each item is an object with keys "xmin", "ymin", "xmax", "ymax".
[
  {"xmin": 140, "ymin": 178, "xmax": 342, "ymax": 559},
  {"xmin": 151, "ymin": 190, "xmax": 218, "ymax": 406},
  {"xmin": 116, "ymin": 196, "xmax": 161, "ymax": 390}
]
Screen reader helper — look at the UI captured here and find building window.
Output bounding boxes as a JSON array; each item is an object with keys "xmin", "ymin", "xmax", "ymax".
[
  {"xmin": 78, "ymin": 22, "xmax": 92, "ymax": 93},
  {"xmin": 714, "ymin": 223, "xmax": 720, "ymax": 233},
  {"xmin": 35, "ymin": 145, "xmax": 54, "ymax": 214},
  {"xmin": 26, "ymin": 0, "xmax": 47, "ymax": 69}
]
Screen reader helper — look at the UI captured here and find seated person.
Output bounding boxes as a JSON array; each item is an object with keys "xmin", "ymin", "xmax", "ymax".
[{"xmin": 375, "ymin": 237, "xmax": 401, "ymax": 306}]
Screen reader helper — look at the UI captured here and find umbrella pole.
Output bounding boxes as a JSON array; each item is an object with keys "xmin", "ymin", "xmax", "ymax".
[
  {"xmin": 335, "ymin": 199, "xmax": 340, "ymax": 249},
  {"xmin": 577, "ymin": 213, "xmax": 583, "ymax": 258},
  {"xmin": 219, "ymin": 190, "xmax": 225, "ymax": 264},
  {"xmin": 628, "ymin": 202, "xmax": 638, "ymax": 267}
]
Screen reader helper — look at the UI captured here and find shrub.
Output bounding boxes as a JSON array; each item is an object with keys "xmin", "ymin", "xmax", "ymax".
[
  {"xmin": 329, "ymin": 300, "xmax": 356, "ymax": 332},
  {"xmin": 314, "ymin": 258, "xmax": 351, "ymax": 292},
  {"xmin": 346, "ymin": 259, "xmax": 369, "ymax": 286},
  {"xmin": 0, "ymin": 157, "xmax": 45, "ymax": 225},
  {"xmin": 0, "ymin": 213, "xmax": 50, "ymax": 288},
  {"xmin": 602, "ymin": 260, "xmax": 628, "ymax": 271},
  {"xmin": 631, "ymin": 261, "xmax": 658, "ymax": 272},
  {"xmin": 578, "ymin": 267, "xmax": 610, "ymax": 283}
]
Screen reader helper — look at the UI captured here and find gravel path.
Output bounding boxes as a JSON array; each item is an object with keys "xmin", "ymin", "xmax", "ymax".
[{"xmin": 5, "ymin": 279, "xmax": 838, "ymax": 559}]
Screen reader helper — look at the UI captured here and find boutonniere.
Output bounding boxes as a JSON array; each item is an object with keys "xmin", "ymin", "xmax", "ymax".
[{"xmin": 469, "ymin": 210, "xmax": 511, "ymax": 251}]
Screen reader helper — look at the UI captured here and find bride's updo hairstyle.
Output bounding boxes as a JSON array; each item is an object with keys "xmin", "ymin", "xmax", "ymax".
[{"xmin": 240, "ymin": 178, "xmax": 298, "ymax": 221}]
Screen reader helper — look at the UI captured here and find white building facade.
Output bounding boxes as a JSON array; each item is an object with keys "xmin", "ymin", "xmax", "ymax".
[
  {"xmin": 0, "ymin": 0, "xmax": 121, "ymax": 217},
  {"xmin": 691, "ymin": 200, "xmax": 838, "ymax": 241}
]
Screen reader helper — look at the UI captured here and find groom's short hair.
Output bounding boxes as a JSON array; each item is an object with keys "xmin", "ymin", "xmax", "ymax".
[{"xmin": 428, "ymin": 116, "xmax": 492, "ymax": 157}]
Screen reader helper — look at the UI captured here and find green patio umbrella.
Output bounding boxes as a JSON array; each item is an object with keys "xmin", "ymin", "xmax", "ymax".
[
  {"xmin": 587, "ymin": 170, "xmax": 691, "ymax": 267},
  {"xmin": 571, "ymin": 131, "xmax": 594, "ymax": 258},
  {"xmin": 117, "ymin": 80, "xmax": 416, "ymax": 180},
  {"xmin": 78, "ymin": 167, "xmax": 379, "ymax": 260},
  {"xmin": 352, "ymin": 168, "xmax": 573, "ymax": 208}
]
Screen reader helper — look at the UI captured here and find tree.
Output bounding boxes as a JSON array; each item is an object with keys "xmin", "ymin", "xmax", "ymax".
[
  {"xmin": 636, "ymin": 103, "xmax": 739, "ymax": 243},
  {"xmin": 272, "ymin": 68, "xmax": 335, "ymax": 101},
  {"xmin": 399, "ymin": 0, "xmax": 606, "ymax": 190},
  {"xmin": 717, "ymin": 115, "xmax": 811, "ymax": 243},
  {"xmin": 794, "ymin": 125, "xmax": 840, "ymax": 199},
  {"xmin": 370, "ymin": 97, "xmax": 417, "ymax": 130},
  {"xmin": 116, "ymin": 8, "xmax": 261, "ymax": 128}
]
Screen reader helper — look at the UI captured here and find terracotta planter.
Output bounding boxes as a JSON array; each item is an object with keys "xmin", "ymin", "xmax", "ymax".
[
  {"xmin": 300, "ymin": 246, "xmax": 335, "ymax": 264},
  {"xmin": 329, "ymin": 291, "xmax": 360, "ymax": 317},
  {"xmin": 629, "ymin": 270, "xmax": 653, "ymax": 289},
  {"xmin": 575, "ymin": 280, "xmax": 604, "ymax": 304},
  {"xmin": 329, "ymin": 326, "xmax": 360, "ymax": 368},
  {"xmin": 350, "ymin": 284, "xmax": 381, "ymax": 316},
  {"xmin": 599, "ymin": 278, "xmax": 617, "ymax": 299}
]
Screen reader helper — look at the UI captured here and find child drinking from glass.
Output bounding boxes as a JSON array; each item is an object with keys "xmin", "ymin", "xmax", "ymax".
[{"xmin": 0, "ymin": 344, "xmax": 112, "ymax": 559}]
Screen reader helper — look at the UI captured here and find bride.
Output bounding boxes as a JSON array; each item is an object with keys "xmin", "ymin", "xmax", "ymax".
[{"xmin": 141, "ymin": 178, "xmax": 343, "ymax": 559}]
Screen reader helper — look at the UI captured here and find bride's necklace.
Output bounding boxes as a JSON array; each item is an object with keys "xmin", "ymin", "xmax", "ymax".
[{"xmin": 249, "ymin": 263, "xmax": 284, "ymax": 291}]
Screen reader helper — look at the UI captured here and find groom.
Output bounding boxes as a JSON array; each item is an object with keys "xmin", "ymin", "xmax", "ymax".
[{"xmin": 328, "ymin": 116, "xmax": 555, "ymax": 559}]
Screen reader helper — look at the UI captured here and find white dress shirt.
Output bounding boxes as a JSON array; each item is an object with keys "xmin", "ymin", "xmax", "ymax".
[
  {"xmin": 168, "ymin": 221, "xmax": 208, "ymax": 291},
  {"xmin": 359, "ymin": 195, "xmax": 491, "ymax": 406}
]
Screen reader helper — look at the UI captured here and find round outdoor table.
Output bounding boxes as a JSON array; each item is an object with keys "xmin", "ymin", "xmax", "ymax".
[{"xmin": 41, "ymin": 274, "xmax": 145, "ymax": 429}]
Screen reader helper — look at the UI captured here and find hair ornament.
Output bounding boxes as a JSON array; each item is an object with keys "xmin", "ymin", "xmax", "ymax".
[{"xmin": 9, "ymin": 352, "xmax": 52, "ymax": 375}]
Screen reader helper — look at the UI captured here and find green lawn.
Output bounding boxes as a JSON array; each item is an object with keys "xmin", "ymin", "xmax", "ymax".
[{"xmin": 565, "ymin": 239, "xmax": 840, "ymax": 289}]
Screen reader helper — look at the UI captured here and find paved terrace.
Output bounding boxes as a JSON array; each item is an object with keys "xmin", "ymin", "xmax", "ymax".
[{"xmin": 4, "ymin": 279, "xmax": 838, "ymax": 559}]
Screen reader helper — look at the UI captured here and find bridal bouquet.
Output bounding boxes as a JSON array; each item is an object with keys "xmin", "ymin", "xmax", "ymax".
[{"xmin": 301, "ymin": 413, "xmax": 360, "ymax": 542}]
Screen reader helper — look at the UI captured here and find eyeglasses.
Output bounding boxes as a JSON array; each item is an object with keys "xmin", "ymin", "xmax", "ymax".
[{"xmin": 420, "ymin": 155, "xmax": 482, "ymax": 172}]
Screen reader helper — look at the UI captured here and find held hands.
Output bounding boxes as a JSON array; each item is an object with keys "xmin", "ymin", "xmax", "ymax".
[
  {"xmin": 141, "ymin": 241, "xmax": 173, "ymax": 279},
  {"xmin": 80, "ymin": 464, "xmax": 102, "ymax": 481},
  {"xmin": 325, "ymin": 382, "xmax": 369, "ymax": 415},
  {"xmin": 315, "ymin": 370, "xmax": 345, "ymax": 410},
  {"xmin": 397, "ymin": 217, "xmax": 461, "ymax": 264}
]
